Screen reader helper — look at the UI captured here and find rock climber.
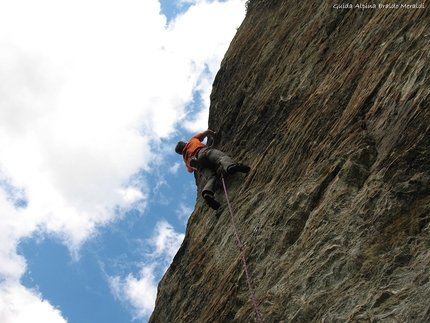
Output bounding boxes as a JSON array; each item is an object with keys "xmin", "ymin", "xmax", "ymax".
[{"xmin": 175, "ymin": 129, "xmax": 250, "ymax": 210}]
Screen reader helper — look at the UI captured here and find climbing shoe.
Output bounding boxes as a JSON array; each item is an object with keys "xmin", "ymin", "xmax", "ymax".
[
  {"xmin": 227, "ymin": 163, "xmax": 251, "ymax": 174},
  {"xmin": 203, "ymin": 193, "xmax": 220, "ymax": 210}
]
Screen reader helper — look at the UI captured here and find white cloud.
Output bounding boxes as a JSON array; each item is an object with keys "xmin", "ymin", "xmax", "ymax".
[
  {"xmin": 168, "ymin": 162, "xmax": 181, "ymax": 174},
  {"xmin": 166, "ymin": 0, "xmax": 246, "ymax": 131},
  {"xmin": 0, "ymin": 184, "xmax": 65, "ymax": 323},
  {"xmin": 176, "ymin": 203, "xmax": 194, "ymax": 222},
  {"xmin": 119, "ymin": 187, "xmax": 146, "ymax": 204},
  {"xmin": 0, "ymin": 0, "xmax": 245, "ymax": 321},
  {"xmin": 108, "ymin": 221, "xmax": 185, "ymax": 320},
  {"xmin": 152, "ymin": 221, "xmax": 185, "ymax": 258},
  {"xmin": 0, "ymin": 190, "xmax": 35, "ymax": 281},
  {"xmin": 109, "ymin": 266, "xmax": 158, "ymax": 321},
  {"xmin": 0, "ymin": 282, "xmax": 67, "ymax": 323}
]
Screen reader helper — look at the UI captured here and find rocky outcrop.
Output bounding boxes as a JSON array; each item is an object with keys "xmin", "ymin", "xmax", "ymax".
[{"xmin": 150, "ymin": 1, "xmax": 429, "ymax": 322}]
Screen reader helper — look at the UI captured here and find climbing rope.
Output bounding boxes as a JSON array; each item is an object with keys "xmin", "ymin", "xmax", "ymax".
[{"xmin": 221, "ymin": 175, "xmax": 264, "ymax": 323}]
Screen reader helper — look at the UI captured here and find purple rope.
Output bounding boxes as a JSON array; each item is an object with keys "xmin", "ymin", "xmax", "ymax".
[{"xmin": 221, "ymin": 175, "xmax": 263, "ymax": 323}]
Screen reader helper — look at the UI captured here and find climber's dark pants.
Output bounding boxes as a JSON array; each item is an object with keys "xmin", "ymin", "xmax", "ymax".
[{"xmin": 197, "ymin": 147, "xmax": 235, "ymax": 196}]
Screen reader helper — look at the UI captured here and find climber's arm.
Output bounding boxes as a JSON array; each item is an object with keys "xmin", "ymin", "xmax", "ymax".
[{"xmin": 196, "ymin": 129, "xmax": 216, "ymax": 141}]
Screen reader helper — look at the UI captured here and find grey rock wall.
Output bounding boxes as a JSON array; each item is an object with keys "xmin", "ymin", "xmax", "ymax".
[{"xmin": 150, "ymin": 1, "xmax": 429, "ymax": 322}]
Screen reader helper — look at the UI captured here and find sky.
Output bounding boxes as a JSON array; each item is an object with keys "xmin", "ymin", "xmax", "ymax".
[{"xmin": 0, "ymin": 0, "xmax": 247, "ymax": 322}]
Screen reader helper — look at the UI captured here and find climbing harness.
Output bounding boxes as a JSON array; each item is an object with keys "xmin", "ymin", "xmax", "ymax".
[{"xmin": 221, "ymin": 174, "xmax": 264, "ymax": 323}]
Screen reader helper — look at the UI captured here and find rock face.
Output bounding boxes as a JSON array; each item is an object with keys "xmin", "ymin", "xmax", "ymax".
[{"xmin": 150, "ymin": 1, "xmax": 429, "ymax": 322}]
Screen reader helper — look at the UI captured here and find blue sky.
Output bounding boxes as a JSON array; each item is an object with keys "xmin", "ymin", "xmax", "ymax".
[{"xmin": 0, "ymin": 1, "xmax": 246, "ymax": 322}]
